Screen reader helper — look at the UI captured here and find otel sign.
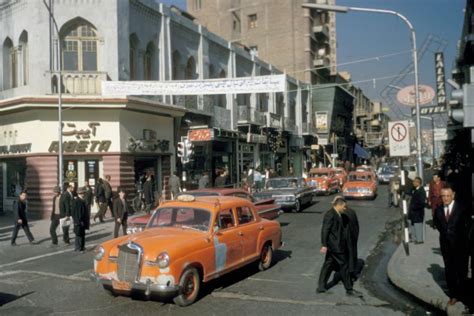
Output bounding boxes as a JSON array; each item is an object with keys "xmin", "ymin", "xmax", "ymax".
[{"xmin": 396, "ymin": 85, "xmax": 435, "ymax": 107}]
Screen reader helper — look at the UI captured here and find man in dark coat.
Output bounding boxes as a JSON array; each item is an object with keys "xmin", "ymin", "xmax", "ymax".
[
  {"xmin": 11, "ymin": 191, "xmax": 35, "ymax": 246},
  {"xmin": 143, "ymin": 175, "xmax": 154, "ymax": 213},
  {"xmin": 49, "ymin": 186, "xmax": 62, "ymax": 246},
  {"xmin": 408, "ymin": 177, "xmax": 426, "ymax": 244},
  {"xmin": 113, "ymin": 187, "xmax": 130, "ymax": 238},
  {"xmin": 72, "ymin": 187, "xmax": 88, "ymax": 253},
  {"xmin": 59, "ymin": 184, "xmax": 74, "ymax": 245},
  {"xmin": 103, "ymin": 175, "xmax": 113, "ymax": 217},
  {"xmin": 83, "ymin": 180, "xmax": 93, "ymax": 230},
  {"xmin": 343, "ymin": 207, "xmax": 360, "ymax": 278},
  {"xmin": 433, "ymin": 187, "xmax": 471, "ymax": 306},
  {"xmin": 317, "ymin": 197, "xmax": 362, "ymax": 297},
  {"xmin": 94, "ymin": 178, "xmax": 107, "ymax": 223}
]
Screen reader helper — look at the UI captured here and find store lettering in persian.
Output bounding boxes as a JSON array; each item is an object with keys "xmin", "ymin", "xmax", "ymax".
[
  {"xmin": 0, "ymin": 143, "xmax": 32, "ymax": 154},
  {"xmin": 48, "ymin": 140, "xmax": 112, "ymax": 153}
]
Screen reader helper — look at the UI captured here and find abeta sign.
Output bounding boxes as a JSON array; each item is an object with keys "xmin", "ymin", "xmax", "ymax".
[{"xmin": 48, "ymin": 140, "xmax": 112, "ymax": 153}]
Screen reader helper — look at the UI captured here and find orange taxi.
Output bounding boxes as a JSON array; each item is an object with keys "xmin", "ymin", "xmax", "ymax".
[
  {"xmin": 91, "ymin": 195, "xmax": 282, "ymax": 306},
  {"xmin": 305, "ymin": 168, "xmax": 340, "ymax": 195},
  {"xmin": 332, "ymin": 167, "xmax": 347, "ymax": 186},
  {"xmin": 342, "ymin": 171, "xmax": 377, "ymax": 200}
]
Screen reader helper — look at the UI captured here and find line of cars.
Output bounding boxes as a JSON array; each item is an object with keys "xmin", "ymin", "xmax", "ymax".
[{"xmin": 91, "ymin": 165, "xmax": 379, "ymax": 306}]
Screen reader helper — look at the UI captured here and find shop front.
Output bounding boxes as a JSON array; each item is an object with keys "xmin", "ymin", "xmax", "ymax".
[{"xmin": 0, "ymin": 97, "xmax": 184, "ymax": 218}]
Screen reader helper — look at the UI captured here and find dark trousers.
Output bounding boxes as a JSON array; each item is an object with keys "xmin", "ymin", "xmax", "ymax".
[
  {"xmin": 318, "ymin": 251, "xmax": 353, "ymax": 291},
  {"xmin": 94, "ymin": 202, "xmax": 107, "ymax": 222},
  {"xmin": 74, "ymin": 225, "xmax": 85, "ymax": 251},
  {"xmin": 107, "ymin": 199, "xmax": 114, "ymax": 217},
  {"xmin": 50, "ymin": 218, "xmax": 60, "ymax": 244},
  {"xmin": 11, "ymin": 222, "xmax": 34, "ymax": 244},
  {"xmin": 62, "ymin": 223, "xmax": 70, "ymax": 244},
  {"xmin": 114, "ymin": 220, "xmax": 127, "ymax": 238},
  {"xmin": 441, "ymin": 243, "xmax": 468, "ymax": 299}
]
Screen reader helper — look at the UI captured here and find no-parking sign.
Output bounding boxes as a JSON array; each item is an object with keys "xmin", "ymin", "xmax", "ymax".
[{"xmin": 388, "ymin": 120, "xmax": 410, "ymax": 156}]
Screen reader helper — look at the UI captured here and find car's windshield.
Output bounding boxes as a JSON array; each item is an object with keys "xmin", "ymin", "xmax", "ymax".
[
  {"xmin": 267, "ymin": 179, "xmax": 297, "ymax": 189},
  {"xmin": 348, "ymin": 174, "xmax": 371, "ymax": 182},
  {"xmin": 310, "ymin": 172, "xmax": 329, "ymax": 177},
  {"xmin": 147, "ymin": 207, "xmax": 211, "ymax": 232}
]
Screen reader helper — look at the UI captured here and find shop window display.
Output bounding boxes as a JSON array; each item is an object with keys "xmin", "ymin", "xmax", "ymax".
[{"xmin": 6, "ymin": 160, "xmax": 26, "ymax": 197}]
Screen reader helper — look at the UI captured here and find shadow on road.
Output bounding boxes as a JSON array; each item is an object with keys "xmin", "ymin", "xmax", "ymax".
[
  {"xmin": 427, "ymin": 263, "xmax": 448, "ymax": 295},
  {"xmin": 0, "ymin": 291, "xmax": 34, "ymax": 306}
]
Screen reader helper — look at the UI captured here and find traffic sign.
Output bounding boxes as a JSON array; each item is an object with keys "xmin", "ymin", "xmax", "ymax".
[{"xmin": 388, "ymin": 120, "xmax": 410, "ymax": 156}]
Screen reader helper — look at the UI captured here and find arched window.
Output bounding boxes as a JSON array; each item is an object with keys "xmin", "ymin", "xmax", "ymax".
[
  {"xmin": 129, "ymin": 34, "xmax": 140, "ymax": 80},
  {"xmin": 172, "ymin": 50, "xmax": 181, "ymax": 80},
  {"xmin": 61, "ymin": 21, "xmax": 98, "ymax": 71},
  {"xmin": 2, "ymin": 37, "xmax": 15, "ymax": 89},
  {"xmin": 144, "ymin": 42, "xmax": 156, "ymax": 80},
  {"xmin": 185, "ymin": 56, "xmax": 196, "ymax": 80},
  {"xmin": 19, "ymin": 31, "xmax": 28, "ymax": 86}
]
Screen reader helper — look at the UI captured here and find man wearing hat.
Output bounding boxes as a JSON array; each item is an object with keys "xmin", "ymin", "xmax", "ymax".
[
  {"xmin": 113, "ymin": 187, "xmax": 130, "ymax": 238},
  {"xmin": 72, "ymin": 186, "xmax": 88, "ymax": 252},
  {"xmin": 49, "ymin": 186, "xmax": 62, "ymax": 246}
]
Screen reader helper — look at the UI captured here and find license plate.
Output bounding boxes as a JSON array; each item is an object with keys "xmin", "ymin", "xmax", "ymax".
[{"xmin": 112, "ymin": 280, "xmax": 132, "ymax": 291}]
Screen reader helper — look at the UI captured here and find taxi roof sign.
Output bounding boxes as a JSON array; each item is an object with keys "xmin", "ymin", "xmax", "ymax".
[{"xmin": 176, "ymin": 194, "xmax": 196, "ymax": 202}]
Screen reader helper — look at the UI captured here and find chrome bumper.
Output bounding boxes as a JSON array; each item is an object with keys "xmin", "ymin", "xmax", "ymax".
[{"xmin": 91, "ymin": 273, "xmax": 179, "ymax": 297}]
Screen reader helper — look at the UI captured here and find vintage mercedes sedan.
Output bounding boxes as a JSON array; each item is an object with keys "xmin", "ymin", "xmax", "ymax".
[
  {"xmin": 342, "ymin": 171, "xmax": 378, "ymax": 200},
  {"xmin": 254, "ymin": 177, "xmax": 314, "ymax": 212},
  {"xmin": 305, "ymin": 168, "xmax": 340, "ymax": 195},
  {"xmin": 92, "ymin": 195, "xmax": 282, "ymax": 306},
  {"xmin": 126, "ymin": 188, "xmax": 281, "ymax": 234}
]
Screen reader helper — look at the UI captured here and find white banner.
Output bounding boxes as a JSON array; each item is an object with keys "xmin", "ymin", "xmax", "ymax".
[
  {"xmin": 101, "ymin": 75, "xmax": 287, "ymax": 96},
  {"xmin": 388, "ymin": 120, "xmax": 411, "ymax": 157}
]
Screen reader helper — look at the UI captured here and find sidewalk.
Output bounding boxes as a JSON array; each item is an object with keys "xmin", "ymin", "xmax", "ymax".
[{"xmin": 387, "ymin": 209, "xmax": 468, "ymax": 315}]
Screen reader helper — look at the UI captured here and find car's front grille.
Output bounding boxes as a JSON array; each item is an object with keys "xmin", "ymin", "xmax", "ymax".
[
  {"xmin": 346, "ymin": 188, "xmax": 360, "ymax": 193},
  {"xmin": 117, "ymin": 243, "xmax": 141, "ymax": 283}
]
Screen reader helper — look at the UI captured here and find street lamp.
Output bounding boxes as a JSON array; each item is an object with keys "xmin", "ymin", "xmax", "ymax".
[
  {"xmin": 302, "ymin": 3, "xmax": 424, "ymax": 182},
  {"xmin": 43, "ymin": 0, "xmax": 64, "ymax": 190}
]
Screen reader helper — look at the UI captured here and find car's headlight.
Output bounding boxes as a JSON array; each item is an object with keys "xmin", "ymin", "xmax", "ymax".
[
  {"xmin": 286, "ymin": 195, "xmax": 296, "ymax": 201},
  {"xmin": 94, "ymin": 246, "xmax": 105, "ymax": 261},
  {"xmin": 157, "ymin": 252, "xmax": 170, "ymax": 269}
]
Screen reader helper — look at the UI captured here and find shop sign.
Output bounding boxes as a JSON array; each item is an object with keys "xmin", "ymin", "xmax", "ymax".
[
  {"xmin": 0, "ymin": 143, "xmax": 32, "ymax": 154},
  {"xmin": 410, "ymin": 105, "xmax": 447, "ymax": 116},
  {"xmin": 315, "ymin": 112, "xmax": 328, "ymax": 133},
  {"xmin": 435, "ymin": 52, "xmax": 446, "ymax": 106},
  {"xmin": 128, "ymin": 138, "xmax": 170, "ymax": 152},
  {"xmin": 188, "ymin": 129, "xmax": 214, "ymax": 141},
  {"xmin": 63, "ymin": 122, "xmax": 100, "ymax": 139},
  {"xmin": 48, "ymin": 140, "xmax": 112, "ymax": 153},
  {"xmin": 246, "ymin": 133, "xmax": 267, "ymax": 144},
  {"xmin": 396, "ymin": 85, "xmax": 435, "ymax": 106}
]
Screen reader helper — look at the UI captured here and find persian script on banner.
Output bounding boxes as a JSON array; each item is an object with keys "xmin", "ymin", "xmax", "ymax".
[{"xmin": 101, "ymin": 75, "xmax": 287, "ymax": 96}]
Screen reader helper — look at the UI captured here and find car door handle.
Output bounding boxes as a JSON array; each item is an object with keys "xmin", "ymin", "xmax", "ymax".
[
  {"xmin": 259, "ymin": 225, "xmax": 264, "ymax": 231},
  {"xmin": 238, "ymin": 231, "xmax": 244, "ymax": 236}
]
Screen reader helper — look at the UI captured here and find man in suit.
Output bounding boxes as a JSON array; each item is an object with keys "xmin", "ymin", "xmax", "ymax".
[
  {"xmin": 93, "ymin": 178, "xmax": 106, "ymax": 223},
  {"xmin": 143, "ymin": 175, "xmax": 155, "ymax": 213},
  {"xmin": 317, "ymin": 197, "xmax": 362, "ymax": 297},
  {"xmin": 408, "ymin": 177, "xmax": 426, "ymax": 244},
  {"xmin": 113, "ymin": 187, "xmax": 130, "ymax": 238},
  {"xmin": 83, "ymin": 180, "xmax": 93, "ymax": 231},
  {"xmin": 49, "ymin": 186, "xmax": 62, "ymax": 246},
  {"xmin": 59, "ymin": 184, "xmax": 74, "ymax": 245},
  {"xmin": 433, "ymin": 186, "xmax": 471, "ymax": 305},
  {"xmin": 11, "ymin": 191, "xmax": 35, "ymax": 246},
  {"xmin": 72, "ymin": 187, "xmax": 88, "ymax": 253}
]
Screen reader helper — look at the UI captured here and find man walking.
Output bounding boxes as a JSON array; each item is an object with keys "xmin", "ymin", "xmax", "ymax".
[
  {"xmin": 143, "ymin": 175, "xmax": 155, "ymax": 213},
  {"xmin": 60, "ymin": 184, "xmax": 74, "ymax": 245},
  {"xmin": 113, "ymin": 187, "xmax": 130, "ymax": 238},
  {"xmin": 168, "ymin": 171, "xmax": 182, "ymax": 199},
  {"xmin": 11, "ymin": 191, "xmax": 35, "ymax": 246},
  {"xmin": 94, "ymin": 178, "xmax": 106, "ymax": 223},
  {"xmin": 103, "ymin": 175, "xmax": 113, "ymax": 217},
  {"xmin": 49, "ymin": 186, "xmax": 62, "ymax": 246},
  {"xmin": 317, "ymin": 197, "xmax": 362, "ymax": 297},
  {"xmin": 433, "ymin": 187, "xmax": 471, "ymax": 305},
  {"xmin": 198, "ymin": 171, "xmax": 210, "ymax": 189},
  {"xmin": 408, "ymin": 177, "xmax": 426, "ymax": 244},
  {"xmin": 83, "ymin": 180, "xmax": 93, "ymax": 231},
  {"xmin": 72, "ymin": 187, "xmax": 88, "ymax": 253}
]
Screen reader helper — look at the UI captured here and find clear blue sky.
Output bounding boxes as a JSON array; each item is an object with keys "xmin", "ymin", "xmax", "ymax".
[{"xmin": 160, "ymin": 0, "xmax": 465, "ymax": 122}]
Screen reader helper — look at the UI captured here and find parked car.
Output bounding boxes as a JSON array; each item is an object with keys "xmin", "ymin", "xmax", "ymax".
[
  {"xmin": 126, "ymin": 188, "xmax": 281, "ymax": 234},
  {"xmin": 377, "ymin": 166, "xmax": 399, "ymax": 184},
  {"xmin": 92, "ymin": 195, "xmax": 282, "ymax": 306},
  {"xmin": 305, "ymin": 168, "xmax": 340, "ymax": 195},
  {"xmin": 332, "ymin": 167, "xmax": 347, "ymax": 186},
  {"xmin": 342, "ymin": 171, "xmax": 378, "ymax": 200},
  {"xmin": 254, "ymin": 177, "xmax": 314, "ymax": 212}
]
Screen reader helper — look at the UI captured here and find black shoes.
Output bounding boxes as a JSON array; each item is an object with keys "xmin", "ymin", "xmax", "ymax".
[
  {"xmin": 11, "ymin": 242, "xmax": 17, "ymax": 246},
  {"xmin": 346, "ymin": 289, "xmax": 363, "ymax": 297},
  {"xmin": 316, "ymin": 288, "xmax": 327, "ymax": 293}
]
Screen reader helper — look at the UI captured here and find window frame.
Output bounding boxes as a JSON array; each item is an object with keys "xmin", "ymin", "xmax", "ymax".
[
  {"xmin": 248, "ymin": 14, "xmax": 258, "ymax": 29},
  {"xmin": 235, "ymin": 206, "xmax": 255, "ymax": 226},
  {"xmin": 61, "ymin": 24, "xmax": 99, "ymax": 72}
]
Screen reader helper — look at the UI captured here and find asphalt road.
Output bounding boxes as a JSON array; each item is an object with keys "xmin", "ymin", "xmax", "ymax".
[{"xmin": 0, "ymin": 189, "xmax": 405, "ymax": 316}]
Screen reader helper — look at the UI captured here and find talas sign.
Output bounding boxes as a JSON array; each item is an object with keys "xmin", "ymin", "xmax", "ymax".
[{"xmin": 388, "ymin": 121, "xmax": 410, "ymax": 157}]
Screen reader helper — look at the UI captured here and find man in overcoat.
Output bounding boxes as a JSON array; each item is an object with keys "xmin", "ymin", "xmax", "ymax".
[
  {"xmin": 113, "ymin": 187, "xmax": 130, "ymax": 238},
  {"xmin": 408, "ymin": 177, "xmax": 426, "ymax": 243},
  {"xmin": 11, "ymin": 191, "xmax": 35, "ymax": 245},
  {"xmin": 59, "ymin": 184, "xmax": 74, "ymax": 245},
  {"xmin": 49, "ymin": 186, "xmax": 62, "ymax": 246},
  {"xmin": 72, "ymin": 187, "xmax": 88, "ymax": 253}
]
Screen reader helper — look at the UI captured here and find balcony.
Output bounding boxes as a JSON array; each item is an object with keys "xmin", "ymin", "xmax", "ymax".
[
  {"xmin": 48, "ymin": 71, "xmax": 108, "ymax": 95},
  {"xmin": 238, "ymin": 106, "xmax": 266, "ymax": 125},
  {"xmin": 265, "ymin": 112, "xmax": 282, "ymax": 129},
  {"xmin": 213, "ymin": 106, "xmax": 231, "ymax": 130},
  {"xmin": 284, "ymin": 117, "xmax": 296, "ymax": 134},
  {"xmin": 313, "ymin": 56, "xmax": 330, "ymax": 68},
  {"xmin": 365, "ymin": 132, "xmax": 384, "ymax": 148},
  {"xmin": 312, "ymin": 24, "xmax": 329, "ymax": 39}
]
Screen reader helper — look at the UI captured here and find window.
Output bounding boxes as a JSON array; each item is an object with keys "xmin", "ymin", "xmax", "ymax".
[
  {"xmin": 62, "ymin": 23, "xmax": 98, "ymax": 71},
  {"xmin": 144, "ymin": 42, "xmax": 155, "ymax": 80},
  {"xmin": 236, "ymin": 207, "xmax": 254, "ymax": 225},
  {"xmin": 248, "ymin": 14, "xmax": 257, "ymax": 29},
  {"xmin": 193, "ymin": 0, "xmax": 202, "ymax": 11},
  {"xmin": 217, "ymin": 209, "xmax": 235, "ymax": 229},
  {"xmin": 6, "ymin": 160, "xmax": 26, "ymax": 198},
  {"xmin": 232, "ymin": 11, "xmax": 241, "ymax": 35},
  {"xmin": 129, "ymin": 34, "xmax": 140, "ymax": 80}
]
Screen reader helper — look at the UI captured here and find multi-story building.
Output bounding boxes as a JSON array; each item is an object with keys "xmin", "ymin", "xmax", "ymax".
[
  {"xmin": 187, "ymin": 0, "xmax": 337, "ymax": 84},
  {"xmin": 0, "ymin": 0, "xmax": 313, "ymax": 217}
]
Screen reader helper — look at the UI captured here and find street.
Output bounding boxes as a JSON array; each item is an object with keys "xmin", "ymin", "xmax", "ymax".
[{"xmin": 0, "ymin": 190, "xmax": 416, "ymax": 316}]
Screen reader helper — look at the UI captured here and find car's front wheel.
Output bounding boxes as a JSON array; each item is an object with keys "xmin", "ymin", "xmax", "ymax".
[
  {"xmin": 258, "ymin": 243, "xmax": 273, "ymax": 271},
  {"xmin": 173, "ymin": 267, "xmax": 200, "ymax": 307},
  {"xmin": 295, "ymin": 199, "xmax": 302, "ymax": 212}
]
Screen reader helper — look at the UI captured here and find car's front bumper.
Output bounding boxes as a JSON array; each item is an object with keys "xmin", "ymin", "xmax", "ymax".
[
  {"xmin": 343, "ymin": 192, "xmax": 375, "ymax": 199},
  {"xmin": 274, "ymin": 201, "xmax": 297, "ymax": 209},
  {"xmin": 91, "ymin": 273, "xmax": 179, "ymax": 297}
]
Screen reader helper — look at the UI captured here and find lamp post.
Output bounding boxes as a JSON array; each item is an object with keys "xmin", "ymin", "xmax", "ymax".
[
  {"xmin": 43, "ymin": 0, "xmax": 64, "ymax": 190},
  {"xmin": 302, "ymin": 3, "xmax": 424, "ymax": 182}
]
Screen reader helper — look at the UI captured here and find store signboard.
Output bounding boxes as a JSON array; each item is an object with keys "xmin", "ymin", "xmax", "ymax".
[
  {"xmin": 188, "ymin": 129, "xmax": 214, "ymax": 142},
  {"xmin": 315, "ymin": 111, "xmax": 328, "ymax": 133}
]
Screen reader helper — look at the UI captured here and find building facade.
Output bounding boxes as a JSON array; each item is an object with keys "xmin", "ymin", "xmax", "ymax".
[
  {"xmin": 187, "ymin": 0, "xmax": 337, "ymax": 84},
  {"xmin": 0, "ymin": 0, "xmax": 313, "ymax": 217}
]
